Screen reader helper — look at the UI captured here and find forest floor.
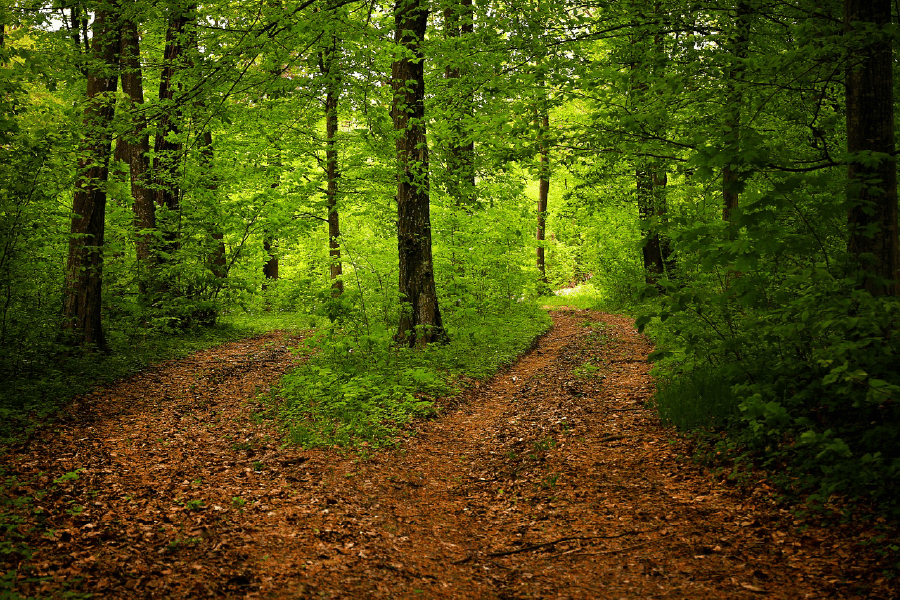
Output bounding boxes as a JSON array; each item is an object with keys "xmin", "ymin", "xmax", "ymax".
[{"xmin": 1, "ymin": 309, "xmax": 897, "ymax": 599}]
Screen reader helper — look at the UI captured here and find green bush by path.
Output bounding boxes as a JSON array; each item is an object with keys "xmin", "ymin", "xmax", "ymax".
[
  {"xmin": 272, "ymin": 304, "xmax": 551, "ymax": 449},
  {"xmin": 642, "ymin": 268, "xmax": 900, "ymax": 517}
]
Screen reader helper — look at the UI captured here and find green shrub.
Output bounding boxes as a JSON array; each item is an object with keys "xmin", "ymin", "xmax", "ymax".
[
  {"xmin": 655, "ymin": 364, "xmax": 741, "ymax": 431},
  {"xmin": 273, "ymin": 304, "xmax": 551, "ymax": 448}
]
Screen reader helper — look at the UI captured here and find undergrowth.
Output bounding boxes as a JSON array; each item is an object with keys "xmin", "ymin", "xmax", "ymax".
[
  {"xmin": 271, "ymin": 303, "xmax": 551, "ymax": 449},
  {"xmin": 641, "ymin": 268, "xmax": 900, "ymax": 530}
]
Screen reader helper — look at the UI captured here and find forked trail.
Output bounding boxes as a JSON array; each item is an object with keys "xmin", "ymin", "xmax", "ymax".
[{"xmin": 2, "ymin": 310, "xmax": 894, "ymax": 598}]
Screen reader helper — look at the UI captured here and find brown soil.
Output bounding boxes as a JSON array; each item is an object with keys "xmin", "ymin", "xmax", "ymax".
[{"xmin": 1, "ymin": 309, "xmax": 896, "ymax": 598}]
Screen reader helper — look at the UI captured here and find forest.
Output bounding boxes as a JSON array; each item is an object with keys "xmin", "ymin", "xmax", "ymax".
[{"xmin": 1, "ymin": 0, "xmax": 899, "ymax": 595}]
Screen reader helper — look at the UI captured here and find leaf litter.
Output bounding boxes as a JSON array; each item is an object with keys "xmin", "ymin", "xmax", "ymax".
[{"xmin": 1, "ymin": 310, "xmax": 896, "ymax": 598}]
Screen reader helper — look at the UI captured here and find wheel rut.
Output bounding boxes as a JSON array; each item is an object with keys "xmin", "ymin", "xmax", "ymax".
[{"xmin": 1, "ymin": 311, "xmax": 893, "ymax": 599}]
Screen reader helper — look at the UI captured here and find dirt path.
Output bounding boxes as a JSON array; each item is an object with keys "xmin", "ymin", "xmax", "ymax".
[{"xmin": 1, "ymin": 310, "xmax": 895, "ymax": 598}]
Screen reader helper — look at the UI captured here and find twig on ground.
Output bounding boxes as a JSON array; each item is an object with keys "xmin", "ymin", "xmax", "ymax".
[
  {"xmin": 553, "ymin": 533, "xmax": 674, "ymax": 559},
  {"xmin": 453, "ymin": 529, "xmax": 652, "ymax": 564}
]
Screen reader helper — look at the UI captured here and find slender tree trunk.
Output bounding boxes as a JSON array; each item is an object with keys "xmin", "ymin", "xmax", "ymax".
[
  {"xmin": 198, "ymin": 130, "xmax": 226, "ymax": 280},
  {"xmin": 392, "ymin": 0, "xmax": 446, "ymax": 347},
  {"xmin": 62, "ymin": 3, "xmax": 121, "ymax": 350},
  {"xmin": 322, "ymin": 34, "xmax": 343, "ymax": 295},
  {"xmin": 117, "ymin": 14, "xmax": 155, "ymax": 297},
  {"xmin": 654, "ymin": 169, "xmax": 675, "ymax": 275},
  {"xmin": 631, "ymin": 1, "xmax": 672, "ymax": 287},
  {"xmin": 722, "ymin": 0, "xmax": 750, "ymax": 230},
  {"xmin": 636, "ymin": 164, "xmax": 666, "ymax": 284},
  {"xmin": 844, "ymin": 0, "xmax": 899, "ymax": 296},
  {"xmin": 153, "ymin": 3, "xmax": 193, "ymax": 256},
  {"xmin": 536, "ymin": 110, "xmax": 549, "ymax": 284},
  {"xmin": 444, "ymin": 0, "xmax": 475, "ymax": 209},
  {"xmin": 194, "ymin": 129, "xmax": 225, "ymax": 324},
  {"xmin": 262, "ymin": 238, "xmax": 279, "ymax": 286}
]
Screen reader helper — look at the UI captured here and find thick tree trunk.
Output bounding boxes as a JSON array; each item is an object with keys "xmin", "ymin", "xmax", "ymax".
[
  {"xmin": 322, "ymin": 35, "xmax": 343, "ymax": 296},
  {"xmin": 536, "ymin": 111, "xmax": 549, "ymax": 284},
  {"xmin": 392, "ymin": 0, "xmax": 446, "ymax": 347},
  {"xmin": 62, "ymin": 4, "xmax": 121, "ymax": 350},
  {"xmin": 117, "ymin": 15, "xmax": 155, "ymax": 297},
  {"xmin": 844, "ymin": 0, "xmax": 900, "ymax": 296}
]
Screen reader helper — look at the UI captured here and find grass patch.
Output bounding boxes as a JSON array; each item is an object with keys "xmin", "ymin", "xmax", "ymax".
[
  {"xmin": 0, "ymin": 311, "xmax": 318, "ymax": 446},
  {"xmin": 272, "ymin": 304, "xmax": 551, "ymax": 449},
  {"xmin": 537, "ymin": 283, "xmax": 605, "ymax": 310}
]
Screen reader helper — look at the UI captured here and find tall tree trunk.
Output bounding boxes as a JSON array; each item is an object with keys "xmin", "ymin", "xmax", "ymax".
[
  {"xmin": 62, "ymin": 3, "xmax": 121, "ymax": 350},
  {"xmin": 392, "ymin": 0, "xmax": 446, "ymax": 347},
  {"xmin": 536, "ymin": 109, "xmax": 549, "ymax": 284},
  {"xmin": 198, "ymin": 130, "xmax": 226, "ymax": 281},
  {"xmin": 117, "ymin": 13, "xmax": 155, "ymax": 297},
  {"xmin": 844, "ymin": 0, "xmax": 899, "ymax": 296},
  {"xmin": 636, "ymin": 163, "xmax": 666, "ymax": 284},
  {"xmin": 194, "ymin": 129, "xmax": 225, "ymax": 324},
  {"xmin": 632, "ymin": 1, "xmax": 672, "ymax": 287},
  {"xmin": 722, "ymin": 0, "xmax": 750, "ymax": 231},
  {"xmin": 322, "ymin": 33, "xmax": 343, "ymax": 296},
  {"xmin": 153, "ymin": 3, "xmax": 193, "ymax": 257},
  {"xmin": 444, "ymin": 0, "xmax": 475, "ymax": 209},
  {"xmin": 654, "ymin": 169, "xmax": 675, "ymax": 275}
]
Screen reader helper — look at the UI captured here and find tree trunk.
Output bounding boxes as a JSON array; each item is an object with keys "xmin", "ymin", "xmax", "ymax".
[
  {"xmin": 536, "ymin": 110, "xmax": 549, "ymax": 284},
  {"xmin": 62, "ymin": 3, "xmax": 121, "ymax": 350},
  {"xmin": 722, "ymin": 0, "xmax": 750, "ymax": 231},
  {"xmin": 444, "ymin": 0, "xmax": 475, "ymax": 209},
  {"xmin": 198, "ymin": 130, "xmax": 227, "ymax": 281},
  {"xmin": 844, "ymin": 0, "xmax": 899, "ymax": 296},
  {"xmin": 322, "ymin": 34, "xmax": 344, "ymax": 296},
  {"xmin": 153, "ymin": 3, "xmax": 193, "ymax": 255},
  {"xmin": 117, "ymin": 14, "xmax": 155, "ymax": 298},
  {"xmin": 262, "ymin": 238, "xmax": 279, "ymax": 285},
  {"xmin": 392, "ymin": 0, "xmax": 447, "ymax": 347},
  {"xmin": 636, "ymin": 164, "xmax": 666, "ymax": 284}
]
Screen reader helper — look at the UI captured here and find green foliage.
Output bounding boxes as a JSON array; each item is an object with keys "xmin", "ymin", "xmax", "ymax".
[
  {"xmin": 647, "ymin": 266, "xmax": 900, "ymax": 514},
  {"xmin": 654, "ymin": 365, "xmax": 741, "ymax": 431},
  {"xmin": 273, "ymin": 305, "xmax": 550, "ymax": 448}
]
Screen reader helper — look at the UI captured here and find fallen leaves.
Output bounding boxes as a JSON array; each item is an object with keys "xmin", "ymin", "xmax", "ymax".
[{"xmin": 0, "ymin": 313, "xmax": 896, "ymax": 599}]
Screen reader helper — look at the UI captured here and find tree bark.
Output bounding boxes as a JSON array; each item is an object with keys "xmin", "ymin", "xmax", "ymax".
[
  {"xmin": 536, "ymin": 109, "xmax": 549, "ymax": 284},
  {"xmin": 844, "ymin": 0, "xmax": 899, "ymax": 296},
  {"xmin": 117, "ymin": 13, "xmax": 155, "ymax": 297},
  {"xmin": 322, "ymin": 33, "xmax": 343, "ymax": 296},
  {"xmin": 262, "ymin": 238, "xmax": 279, "ymax": 286},
  {"xmin": 153, "ymin": 3, "xmax": 194, "ymax": 254},
  {"xmin": 722, "ymin": 0, "xmax": 750, "ymax": 231},
  {"xmin": 444, "ymin": 0, "xmax": 475, "ymax": 209},
  {"xmin": 392, "ymin": 0, "xmax": 447, "ymax": 347},
  {"xmin": 62, "ymin": 3, "xmax": 121, "ymax": 350},
  {"xmin": 636, "ymin": 164, "xmax": 666, "ymax": 284},
  {"xmin": 198, "ymin": 130, "xmax": 226, "ymax": 281}
]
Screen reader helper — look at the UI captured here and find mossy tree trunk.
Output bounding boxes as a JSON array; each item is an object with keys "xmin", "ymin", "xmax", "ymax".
[{"xmin": 392, "ymin": 0, "xmax": 447, "ymax": 347}]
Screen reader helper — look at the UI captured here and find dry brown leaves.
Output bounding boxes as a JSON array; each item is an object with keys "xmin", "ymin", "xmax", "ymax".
[{"xmin": 1, "ymin": 311, "xmax": 896, "ymax": 599}]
